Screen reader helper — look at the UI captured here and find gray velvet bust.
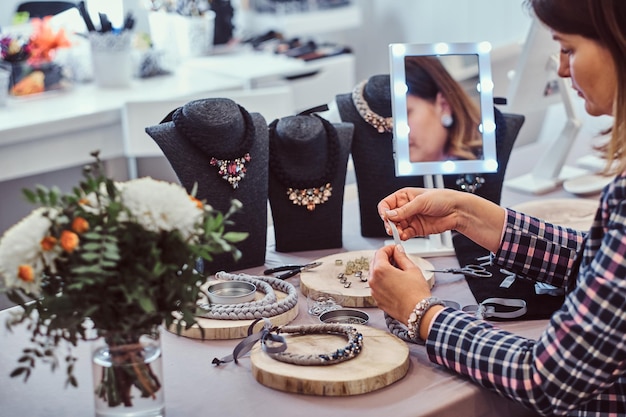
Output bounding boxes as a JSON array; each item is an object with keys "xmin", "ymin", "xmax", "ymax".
[{"xmin": 146, "ymin": 98, "xmax": 268, "ymax": 273}]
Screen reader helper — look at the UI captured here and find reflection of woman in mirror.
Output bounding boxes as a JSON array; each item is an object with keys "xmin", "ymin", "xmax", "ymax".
[{"xmin": 405, "ymin": 56, "xmax": 482, "ymax": 162}]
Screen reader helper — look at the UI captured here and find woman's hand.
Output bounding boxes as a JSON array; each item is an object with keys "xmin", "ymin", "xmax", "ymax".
[
  {"xmin": 378, "ymin": 187, "xmax": 506, "ymax": 253},
  {"xmin": 378, "ymin": 187, "xmax": 460, "ymax": 239},
  {"xmin": 369, "ymin": 244, "xmax": 432, "ymax": 324}
]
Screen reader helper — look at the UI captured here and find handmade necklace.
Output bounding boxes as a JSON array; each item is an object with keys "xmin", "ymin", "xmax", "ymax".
[
  {"xmin": 456, "ymin": 174, "xmax": 485, "ymax": 193},
  {"xmin": 269, "ymin": 116, "xmax": 339, "ymax": 211},
  {"xmin": 213, "ymin": 319, "xmax": 364, "ymax": 366},
  {"xmin": 261, "ymin": 324, "xmax": 363, "ymax": 366},
  {"xmin": 172, "ymin": 104, "xmax": 254, "ymax": 189},
  {"xmin": 352, "ymin": 79, "xmax": 393, "ymax": 133}
]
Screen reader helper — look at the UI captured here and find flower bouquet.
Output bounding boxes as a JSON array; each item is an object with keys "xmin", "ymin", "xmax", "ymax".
[
  {"xmin": 0, "ymin": 16, "xmax": 72, "ymax": 96},
  {"xmin": 0, "ymin": 152, "xmax": 247, "ymax": 412}
]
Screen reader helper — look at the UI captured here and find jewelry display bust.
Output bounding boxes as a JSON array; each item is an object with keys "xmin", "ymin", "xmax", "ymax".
[
  {"xmin": 336, "ymin": 75, "xmax": 513, "ymax": 238},
  {"xmin": 146, "ymin": 97, "xmax": 269, "ymax": 272},
  {"xmin": 336, "ymin": 74, "xmax": 425, "ymax": 238},
  {"xmin": 268, "ymin": 115, "xmax": 353, "ymax": 252}
]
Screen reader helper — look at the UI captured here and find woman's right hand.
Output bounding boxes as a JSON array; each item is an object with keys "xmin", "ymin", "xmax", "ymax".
[{"xmin": 378, "ymin": 187, "xmax": 506, "ymax": 253}]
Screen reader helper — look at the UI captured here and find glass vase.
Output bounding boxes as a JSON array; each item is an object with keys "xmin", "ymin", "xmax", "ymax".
[{"xmin": 92, "ymin": 330, "xmax": 165, "ymax": 417}]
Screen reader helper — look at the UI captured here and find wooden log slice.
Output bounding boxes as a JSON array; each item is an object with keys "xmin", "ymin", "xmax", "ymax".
[
  {"xmin": 300, "ymin": 250, "xmax": 434, "ymax": 308},
  {"xmin": 167, "ymin": 286, "xmax": 298, "ymax": 340},
  {"xmin": 250, "ymin": 324, "xmax": 409, "ymax": 396}
]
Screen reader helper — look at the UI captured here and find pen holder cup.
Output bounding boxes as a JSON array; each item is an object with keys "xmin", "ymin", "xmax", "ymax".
[
  {"xmin": 89, "ymin": 32, "xmax": 133, "ymax": 88},
  {"xmin": 0, "ymin": 67, "xmax": 9, "ymax": 106}
]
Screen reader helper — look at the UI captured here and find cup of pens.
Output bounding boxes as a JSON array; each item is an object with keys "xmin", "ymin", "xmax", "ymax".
[
  {"xmin": 88, "ymin": 31, "xmax": 133, "ymax": 88},
  {"xmin": 79, "ymin": 1, "xmax": 136, "ymax": 88}
]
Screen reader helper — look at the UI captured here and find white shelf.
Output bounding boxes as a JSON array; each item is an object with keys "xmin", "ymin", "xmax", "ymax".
[{"xmin": 246, "ymin": 4, "xmax": 362, "ymax": 37}]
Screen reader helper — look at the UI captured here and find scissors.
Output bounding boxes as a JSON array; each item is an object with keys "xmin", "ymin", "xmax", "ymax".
[
  {"xmin": 263, "ymin": 261, "xmax": 322, "ymax": 279},
  {"xmin": 427, "ymin": 264, "xmax": 492, "ymax": 278}
]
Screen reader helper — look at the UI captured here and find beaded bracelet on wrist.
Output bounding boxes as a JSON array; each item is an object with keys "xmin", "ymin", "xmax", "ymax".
[
  {"xmin": 385, "ymin": 298, "xmax": 446, "ymax": 344},
  {"xmin": 263, "ymin": 324, "xmax": 364, "ymax": 366},
  {"xmin": 406, "ymin": 297, "xmax": 445, "ymax": 342}
]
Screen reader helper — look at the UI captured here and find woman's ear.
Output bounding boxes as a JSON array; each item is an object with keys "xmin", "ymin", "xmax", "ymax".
[{"xmin": 436, "ymin": 92, "xmax": 454, "ymax": 127}]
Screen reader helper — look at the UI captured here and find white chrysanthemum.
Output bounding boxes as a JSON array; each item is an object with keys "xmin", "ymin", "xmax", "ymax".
[
  {"xmin": 118, "ymin": 177, "xmax": 203, "ymax": 240},
  {"xmin": 0, "ymin": 207, "xmax": 58, "ymax": 296}
]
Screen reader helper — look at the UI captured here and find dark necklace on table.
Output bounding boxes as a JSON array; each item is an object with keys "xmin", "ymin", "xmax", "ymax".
[
  {"xmin": 172, "ymin": 105, "xmax": 254, "ymax": 189},
  {"xmin": 268, "ymin": 115, "xmax": 339, "ymax": 211}
]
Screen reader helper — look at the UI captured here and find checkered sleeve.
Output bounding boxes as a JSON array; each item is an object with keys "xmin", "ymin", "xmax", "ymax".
[
  {"xmin": 426, "ymin": 182, "xmax": 626, "ymax": 416},
  {"xmin": 494, "ymin": 209, "xmax": 586, "ymax": 289}
]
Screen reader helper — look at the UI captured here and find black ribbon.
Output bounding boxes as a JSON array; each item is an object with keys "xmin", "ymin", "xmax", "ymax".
[{"xmin": 212, "ymin": 318, "xmax": 287, "ymax": 365}]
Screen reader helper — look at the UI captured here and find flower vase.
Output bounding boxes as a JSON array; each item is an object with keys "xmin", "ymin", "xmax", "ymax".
[
  {"xmin": 92, "ymin": 330, "xmax": 165, "ymax": 417},
  {"xmin": 2, "ymin": 59, "xmax": 69, "ymax": 96}
]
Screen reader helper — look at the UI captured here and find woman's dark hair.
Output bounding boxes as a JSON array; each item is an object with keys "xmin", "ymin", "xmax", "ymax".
[
  {"xmin": 526, "ymin": 0, "xmax": 626, "ymax": 173},
  {"xmin": 404, "ymin": 56, "xmax": 482, "ymax": 160}
]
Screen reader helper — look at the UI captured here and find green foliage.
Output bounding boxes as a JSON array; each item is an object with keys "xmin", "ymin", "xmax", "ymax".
[{"xmin": 2, "ymin": 152, "xmax": 247, "ymax": 388}]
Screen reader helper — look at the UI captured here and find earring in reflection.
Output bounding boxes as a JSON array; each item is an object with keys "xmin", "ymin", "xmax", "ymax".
[{"xmin": 441, "ymin": 114, "xmax": 454, "ymax": 127}]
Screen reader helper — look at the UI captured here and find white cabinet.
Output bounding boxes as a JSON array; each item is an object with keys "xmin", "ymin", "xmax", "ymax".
[
  {"xmin": 241, "ymin": 3, "xmax": 362, "ymax": 38},
  {"xmin": 187, "ymin": 51, "xmax": 356, "ymax": 113},
  {"xmin": 253, "ymin": 54, "xmax": 356, "ymax": 112}
]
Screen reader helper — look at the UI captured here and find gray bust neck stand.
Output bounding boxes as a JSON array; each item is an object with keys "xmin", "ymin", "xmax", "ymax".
[
  {"xmin": 146, "ymin": 98, "xmax": 269, "ymax": 273},
  {"xmin": 268, "ymin": 115, "xmax": 353, "ymax": 252}
]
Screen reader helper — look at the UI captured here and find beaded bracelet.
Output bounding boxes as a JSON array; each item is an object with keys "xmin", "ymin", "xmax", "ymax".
[
  {"xmin": 406, "ymin": 297, "xmax": 446, "ymax": 342},
  {"xmin": 262, "ymin": 324, "xmax": 364, "ymax": 366}
]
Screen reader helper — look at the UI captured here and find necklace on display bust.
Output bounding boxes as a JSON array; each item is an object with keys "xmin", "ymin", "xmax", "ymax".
[
  {"xmin": 172, "ymin": 105, "xmax": 254, "ymax": 189},
  {"xmin": 269, "ymin": 115, "xmax": 339, "ymax": 211},
  {"xmin": 352, "ymin": 79, "xmax": 393, "ymax": 134},
  {"xmin": 456, "ymin": 174, "xmax": 485, "ymax": 193}
]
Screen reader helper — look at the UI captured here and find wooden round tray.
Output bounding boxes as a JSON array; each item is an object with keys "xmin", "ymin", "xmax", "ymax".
[
  {"xmin": 300, "ymin": 249, "xmax": 434, "ymax": 308},
  {"xmin": 250, "ymin": 324, "xmax": 409, "ymax": 396},
  {"xmin": 167, "ymin": 286, "xmax": 298, "ymax": 340}
]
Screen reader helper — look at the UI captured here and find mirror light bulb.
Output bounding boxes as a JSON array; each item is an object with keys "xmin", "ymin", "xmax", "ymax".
[
  {"xmin": 442, "ymin": 160, "xmax": 456, "ymax": 173},
  {"xmin": 398, "ymin": 161, "xmax": 413, "ymax": 175},
  {"xmin": 478, "ymin": 41, "xmax": 492, "ymax": 53},
  {"xmin": 434, "ymin": 43, "xmax": 450, "ymax": 55},
  {"xmin": 484, "ymin": 159, "xmax": 498, "ymax": 171},
  {"xmin": 391, "ymin": 44, "xmax": 407, "ymax": 56}
]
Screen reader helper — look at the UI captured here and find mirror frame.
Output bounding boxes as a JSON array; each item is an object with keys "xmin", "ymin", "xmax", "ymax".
[{"xmin": 389, "ymin": 42, "xmax": 498, "ymax": 176}]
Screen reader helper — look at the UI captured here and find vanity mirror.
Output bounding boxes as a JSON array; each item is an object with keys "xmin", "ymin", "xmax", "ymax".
[
  {"xmin": 389, "ymin": 41, "xmax": 497, "ymax": 177},
  {"xmin": 387, "ymin": 42, "xmax": 497, "ymax": 256}
]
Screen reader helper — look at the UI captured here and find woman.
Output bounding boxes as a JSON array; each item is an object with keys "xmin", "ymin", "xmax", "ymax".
[
  {"xmin": 370, "ymin": 1, "xmax": 626, "ymax": 415},
  {"xmin": 404, "ymin": 55, "xmax": 482, "ymax": 162}
]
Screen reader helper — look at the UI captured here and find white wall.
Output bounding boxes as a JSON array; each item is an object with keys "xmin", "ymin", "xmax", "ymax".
[
  {"xmin": 319, "ymin": 0, "xmax": 532, "ymax": 84},
  {"xmin": 3, "ymin": 0, "xmax": 532, "ymax": 79}
]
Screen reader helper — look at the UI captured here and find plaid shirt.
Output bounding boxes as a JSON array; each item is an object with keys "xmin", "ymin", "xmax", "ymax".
[{"xmin": 427, "ymin": 175, "xmax": 626, "ymax": 416}]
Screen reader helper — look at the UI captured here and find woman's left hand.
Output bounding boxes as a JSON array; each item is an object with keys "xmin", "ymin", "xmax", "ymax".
[{"xmin": 369, "ymin": 244, "xmax": 433, "ymax": 323}]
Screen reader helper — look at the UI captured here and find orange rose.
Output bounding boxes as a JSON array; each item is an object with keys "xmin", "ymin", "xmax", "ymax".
[
  {"xmin": 40, "ymin": 235, "xmax": 57, "ymax": 251},
  {"xmin": 71, "ymin": 217, "xmax": 89, "ymax": 234},
  {"xmin": 189, "ymin": 196, "xmax": 203, "ymax": 209},
  {"xmin": 18, "ymin": 265, "xmax": 34, "ymax": 283},
  {"xmin": 60, "ymin": 230, "xmax": 79, "ymax": 253}
]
